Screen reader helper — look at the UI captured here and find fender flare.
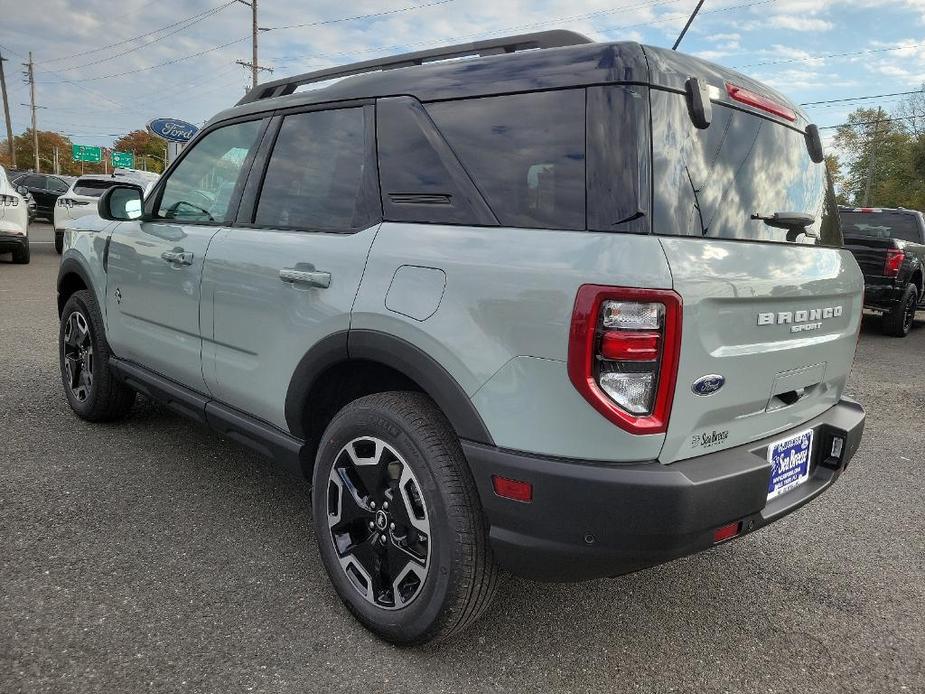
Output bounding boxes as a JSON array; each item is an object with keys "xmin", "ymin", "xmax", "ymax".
[
  {"xmin": 57, "ymin": 256, "xmax": 96, "ymax": 315},
  {"xmin": 284, "ymin": 329, "xmax": 495, "ymax": 446}
]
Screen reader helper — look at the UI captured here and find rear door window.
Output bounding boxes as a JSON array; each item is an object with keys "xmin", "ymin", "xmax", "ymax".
[
  {"xmin": 839, "ymin": 211, "xmax": 923, "ymax": 243},
  {"xmin": 426, "ymin": 90, "xmax": 586, "ymax": 230},
  {"xmin": 254, "ymin": 107, "xmax": 376, "ymax": 231},
  {"xmin": 47, "ymin": 177, "xmax": 70, "ymax": 193},
  {"xmin": 651, "ymin": 89, "xmax": 841, "ymax": 246}
]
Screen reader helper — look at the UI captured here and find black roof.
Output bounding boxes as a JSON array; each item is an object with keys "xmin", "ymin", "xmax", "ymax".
[{"xmin": 207, "ymin": 30, "xmax": 808, "ymax": 129}]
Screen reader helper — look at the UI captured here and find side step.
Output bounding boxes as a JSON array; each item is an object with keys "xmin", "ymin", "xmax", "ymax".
[{"xmin": 109, "ymin": 357, "xmax": 307, "ymax": 478}]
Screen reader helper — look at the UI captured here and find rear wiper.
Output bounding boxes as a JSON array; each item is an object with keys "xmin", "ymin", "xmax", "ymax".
[{"xmin": 751, "ymin": 211, "xmax": 817, "ymax": 241}]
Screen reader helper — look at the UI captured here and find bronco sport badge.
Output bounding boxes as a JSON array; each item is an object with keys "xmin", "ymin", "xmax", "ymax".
[{"xmin": 757, "ymin": 305, "xmax": 843, "ymax": 334}]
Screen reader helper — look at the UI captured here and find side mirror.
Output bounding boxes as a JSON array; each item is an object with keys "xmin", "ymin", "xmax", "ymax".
[
  {"xmin": 16, "ymin": 185, "xmax": 27, "ymax": 196},
  {"xmin": 99, "ymin": 184, "xmax": 144, "ymax": 221}
]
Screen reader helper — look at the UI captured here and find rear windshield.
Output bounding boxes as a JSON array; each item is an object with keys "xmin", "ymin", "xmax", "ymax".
[
  {"xmin": 74, "ymin": 179, "xmax": 118, "ymax": 197},
  {"xmin": 651, "ymin": 90, "xmax": 841, "ymax": 246},
  {"xmin": 839, "ymin": 211, "xmax": 922, "ymax": 243}
]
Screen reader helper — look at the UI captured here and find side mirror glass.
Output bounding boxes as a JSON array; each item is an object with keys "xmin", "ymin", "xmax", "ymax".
[
  {"xmin": 99, "ymin": 185, "xmax": 144, "ymax": 221},
  {"xmin": 16, "ymin": 185, "xmax": 27, "ymax": 196}
]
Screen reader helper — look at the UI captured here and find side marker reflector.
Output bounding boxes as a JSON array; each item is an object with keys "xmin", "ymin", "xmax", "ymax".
[{"xmin": 491, "ymin": 475, "xmax": 533, "ymax": 503}]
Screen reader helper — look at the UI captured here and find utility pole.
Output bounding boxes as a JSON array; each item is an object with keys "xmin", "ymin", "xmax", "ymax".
[
  {"xmin": 862, "ymin": 107, "xmax": 884, "ymax": 207},
  {"xmin": 235, "ymin": 0, "xmax": 271, "ymax": 90},
  {"xmin": 23, "ymin": 52, "xmax": 39, "ymax": 172},
  {"xmin": 0, "ymin": 52, "xmax": 16, "ymax": 169}
]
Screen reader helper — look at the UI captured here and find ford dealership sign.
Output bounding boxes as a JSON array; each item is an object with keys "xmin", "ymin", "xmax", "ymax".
[{"xmin": 147, "ymin": 117, "xmax": 199, "ymax": 143}]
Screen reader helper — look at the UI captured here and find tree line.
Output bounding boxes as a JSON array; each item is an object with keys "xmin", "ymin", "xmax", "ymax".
[
  {"xmin": 0, "ymin": 128, "xmax": 169, "ymax": 176},
  {"xmin": 826, "ymin": 87, "xmax": 925, "ymax": 209}
]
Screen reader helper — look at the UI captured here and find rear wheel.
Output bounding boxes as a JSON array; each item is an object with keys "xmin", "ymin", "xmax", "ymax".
[
  {"xmin": 59, "ymin": 289, "xmax": 136, "ymax": 421},
  {"xmin": 883, "ymin": 284, "xmax": 918, "ymax": 337},
  {"xmin": 312, "ymin": 392, "xmax": 498, "ymax": 645},
  {"xmin": 12, "ymin": 239, "xmax": 30, "ymax": 264}
]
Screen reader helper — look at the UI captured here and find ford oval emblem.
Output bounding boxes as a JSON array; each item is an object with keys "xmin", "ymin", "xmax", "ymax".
[
  {"xmin": 146, "ymin": 117, "xmax": 199, "ymax": 144},
  {"xmin": 692, "ymin": 374, "xmax": 725, "ymax": 396}
]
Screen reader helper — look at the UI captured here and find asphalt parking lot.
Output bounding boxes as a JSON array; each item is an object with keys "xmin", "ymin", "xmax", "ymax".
[{"xmin": 2, "ymin": 222, "xmax": 924, "ymax": 693}]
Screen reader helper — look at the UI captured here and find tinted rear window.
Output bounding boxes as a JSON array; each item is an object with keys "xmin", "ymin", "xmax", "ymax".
[
  {"xmin": 426, "ymin": 90, "xmax": 586, "ymax": 230},
  {"xmin": 651, "ymin": 90, "xmax": 841, "ymax": 246},
  {"xmin": 74, "ymin": 179, "xmax": 118, "ymax": 197},
  {"xmin": 839, "ymin": 211, "xmax": 922, "ymax": 243}
]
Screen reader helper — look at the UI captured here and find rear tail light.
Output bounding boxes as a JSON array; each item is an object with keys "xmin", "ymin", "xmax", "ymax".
[
  {"xmin": 568, "ymin": 286, "xmax": 682, "ymax": 434},
  {"xmin": 725, "ymin": 82, "xmax": 796, "ymax": 122},
  {"xmin": 0, "ymin": 194, "xmax": 19, "ymax": 207},
  {"xmin": 884, "ymin": 249, "xmax": 905, "ymax": 277}
]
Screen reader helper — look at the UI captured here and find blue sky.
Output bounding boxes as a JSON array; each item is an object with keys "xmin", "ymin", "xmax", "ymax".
[{"xmin": 1, "ymin": 0, "xmax": 924, "ymax": 149}]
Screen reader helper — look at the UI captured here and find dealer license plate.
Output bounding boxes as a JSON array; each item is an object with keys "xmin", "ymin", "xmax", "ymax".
[{"xmin": 767, "ymin": 429, "xmax": 814, "ymax": 501}]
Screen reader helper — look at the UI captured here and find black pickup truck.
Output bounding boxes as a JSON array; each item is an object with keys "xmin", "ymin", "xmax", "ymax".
[{"xmin": 840, "ymin": 206, "xmax": 925, "ymax": 337}]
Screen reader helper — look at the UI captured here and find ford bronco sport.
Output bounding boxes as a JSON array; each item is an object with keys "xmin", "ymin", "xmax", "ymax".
[{"xmin": 57, "ymin": 31, "xmax": 866, "ymax": 645}]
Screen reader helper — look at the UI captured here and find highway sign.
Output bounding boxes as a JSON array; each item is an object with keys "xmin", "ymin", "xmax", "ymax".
[
  {"xmin": 72, "ymin": 144, "xmax": 102, "ymax": 163},
  {"xmin": 111, "ymin": 151, "xmax": 135, "ymax": 168}
]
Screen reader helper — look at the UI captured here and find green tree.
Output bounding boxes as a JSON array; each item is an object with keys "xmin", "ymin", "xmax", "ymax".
[{"xmin": 832, "ymin": 108, "xmax": 919, "ymax": 208}]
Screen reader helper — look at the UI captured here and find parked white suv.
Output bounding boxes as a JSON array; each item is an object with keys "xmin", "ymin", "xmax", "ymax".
[
  {"xmin": 53, "ymin": 170, "xmax": 158, "ymax": 254},
  {"xmin": 0, "ymin": 165, "xmax": 30, "ymax": 264}
]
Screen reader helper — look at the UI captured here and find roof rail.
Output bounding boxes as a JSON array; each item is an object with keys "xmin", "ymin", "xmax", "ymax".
[{"xmin": 236, "ymin": 30, "xmax": 592, "ymax": 105}]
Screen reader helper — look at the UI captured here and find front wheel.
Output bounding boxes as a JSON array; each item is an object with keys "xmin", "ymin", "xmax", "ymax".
[
  {"xmin": 59, "ymin": 289, "xmax": 136, "ymax": 421},
  {"xmin": 312, "ymin": 392, "xmax": 499, "ymax": 645},
  {"xmin": 882, "ymin": 284, "xmax": 918, "ymax": 337}
]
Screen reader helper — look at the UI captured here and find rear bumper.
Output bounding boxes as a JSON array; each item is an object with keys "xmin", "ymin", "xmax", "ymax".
[
  {"xmin": 863, "ymin": 278, "xmax": 903, "ymax": 310},
  {"xmin": 0, "ymin": 232, "xmax": 28, "ymax": 253},
  {"xmin": 463, "ymin": 398, "xmax": 865, "ymax": 582}
]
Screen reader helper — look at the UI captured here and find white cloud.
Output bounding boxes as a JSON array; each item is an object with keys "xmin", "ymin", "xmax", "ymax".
[{"xmin": 766, "ymin": 16, "xmax": 835, "ymax": 31}]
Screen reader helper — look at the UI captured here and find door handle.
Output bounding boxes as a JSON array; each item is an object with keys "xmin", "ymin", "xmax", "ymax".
[
  {"xmin": 279, "ymin": 267, "xmax": 331, "ymax": 288},
  {"xmin": 161, "ymin": 249, "xmax": 194, "ymax": 266}
]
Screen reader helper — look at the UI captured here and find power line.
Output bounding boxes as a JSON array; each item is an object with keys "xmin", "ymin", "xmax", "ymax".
[
  {"xmin": 40, "ymin": 2, "xmax": 235, "ymax": 73},
  {"xmin": 266, "ymin": 0, "xmax": 458, "ymax": 31},
  {"xmin": 42, "ymin": 0, "xmax": 464, "ymax": 84},
  {"xmin": 799, "ymin": 89, "xmax": 925, "ymax": 106},
  {"xmin": 36, "ymin": 0, "xmax": 236, "ymax": 66},
  {"xmin": 735, "ymin": 42, "xmax": 925, "ymax": 69},
  {"xmin": 818, "ymin": 115, "xmax": 919, "ymax": 130}
]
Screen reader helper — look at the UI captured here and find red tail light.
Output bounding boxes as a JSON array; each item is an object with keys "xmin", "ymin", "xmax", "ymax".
[
  {"xmin": 725, "ymin": 83, "xmax": 796, "ymax": 122},
  {"xmin": 884, "ymin": 249, "xmax": 905, "ymax": 277},
  {"xmin": 568, "ymin": 286, "xmax": 682, "ymax": 435}
]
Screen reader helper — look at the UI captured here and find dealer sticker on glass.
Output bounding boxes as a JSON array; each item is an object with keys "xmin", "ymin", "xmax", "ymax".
[{"xmin": 767, "ymin": 428, "xmax": 814, "ymax": 501}]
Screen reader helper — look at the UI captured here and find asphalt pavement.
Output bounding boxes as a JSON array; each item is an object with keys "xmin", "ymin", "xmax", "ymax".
[{"xmin": 2, "ymin": 223, "xmax": 924, "ymax": 693}]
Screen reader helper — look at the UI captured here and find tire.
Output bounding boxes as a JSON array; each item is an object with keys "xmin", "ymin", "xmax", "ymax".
[
  {"xmin": 882, "ymin": 284, "xmax": 918, "ymax": 337},
  {"xmin": 59, "ymin": 289, "xmax": 136, "ymax": 421},
  {"xmin": 12, "ymin": 239, "xmax": 30, "ymax": 264},
  {"xmin": 312, "ymin": 391, "xmax": 499, "ymax": 645},
  {"xmin": 54, "ymin": 231, "xmax": 63, "ymax": 255}
]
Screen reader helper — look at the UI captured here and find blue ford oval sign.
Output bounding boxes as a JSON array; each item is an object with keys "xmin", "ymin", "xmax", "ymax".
[
  {"xmin": 692, "ymin": 374, "xmax": 725, "ymax": 396},
  {"xmin": 147, "ymin": 117, "xmax": 199, "ymax": 143}
]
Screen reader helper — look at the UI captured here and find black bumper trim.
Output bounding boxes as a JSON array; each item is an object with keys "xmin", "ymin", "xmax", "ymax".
[{"xmin": 462, "ymin": 398, "xmax": 865, "ymax": 582}]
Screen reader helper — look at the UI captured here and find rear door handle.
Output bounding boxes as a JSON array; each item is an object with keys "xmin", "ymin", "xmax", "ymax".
[
  {"xmin": 279, "ymin": 268, "xmax": 331, "ymax": 288},
  {"xmin": 161, "ymin": 249, "xmax": 194, "ymax": 266}
]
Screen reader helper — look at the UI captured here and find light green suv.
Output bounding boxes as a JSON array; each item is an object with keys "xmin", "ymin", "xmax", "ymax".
[{"xmin": 56, "ymin": 31, "xmax": 866, "ymax": 645}]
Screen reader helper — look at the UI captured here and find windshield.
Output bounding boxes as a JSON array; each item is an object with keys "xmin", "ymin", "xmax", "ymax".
[
  {"xmin": 839, "ymin": 211, "xmax": 922, "ymax": 243},
  {"xmin": 74, "ymin": 179, "xmax": 119, "ymax": 197},
  {"xmin": 651, "ymin": 90, "xmax": 841, "ymax": 246}
]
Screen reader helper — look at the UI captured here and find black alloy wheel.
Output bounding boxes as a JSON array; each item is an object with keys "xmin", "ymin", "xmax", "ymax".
[
  {"xmin": 63, "ymin": 310, "xmax": 94, "ymax": 403},
  {"xmin": 326, "ymin": 436, "xmax": 431, "ymax": 610}
]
